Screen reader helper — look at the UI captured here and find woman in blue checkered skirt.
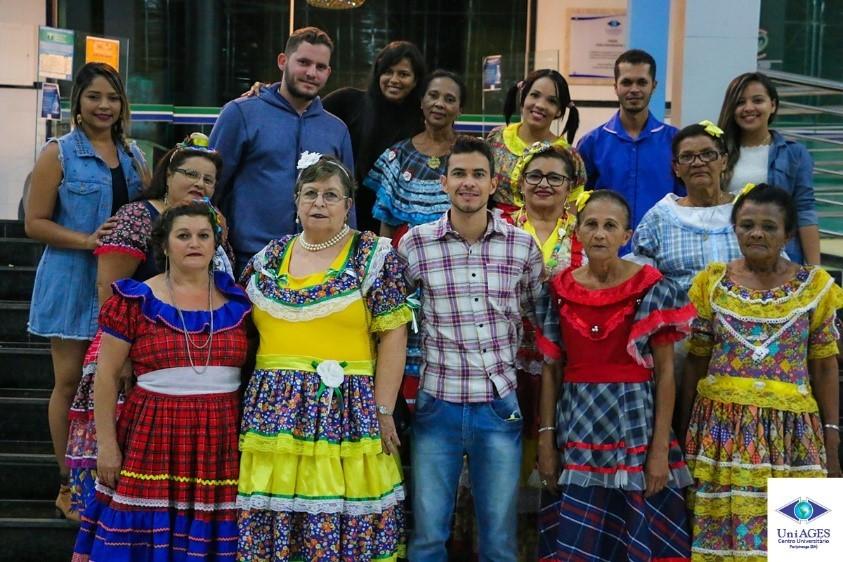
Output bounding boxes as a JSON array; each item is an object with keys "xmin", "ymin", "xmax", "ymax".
[{"xmin": 533, "ymin": 190, "xmax": 695, "ymax": 561}]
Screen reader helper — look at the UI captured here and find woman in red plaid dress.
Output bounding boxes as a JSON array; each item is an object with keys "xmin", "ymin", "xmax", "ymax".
[{"xmin": 72, "ymin": 202, "xmax": 250, "ymax": 562}]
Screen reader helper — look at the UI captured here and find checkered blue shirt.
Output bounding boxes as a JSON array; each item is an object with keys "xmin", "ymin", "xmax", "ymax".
[{"xmin": 398, "ymin": 211, "xmax": 544, "ymax": 403}]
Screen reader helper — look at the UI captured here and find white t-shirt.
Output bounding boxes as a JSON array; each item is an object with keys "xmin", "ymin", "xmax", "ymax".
[{"xmin": 727, "ymin": 144, "xmax": 770, "ymax": 193}]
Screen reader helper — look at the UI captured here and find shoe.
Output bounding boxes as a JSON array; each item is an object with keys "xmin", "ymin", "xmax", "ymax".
[{"xmin": 55, "ymin": 484, "xmax": 80, "ymax": 522}]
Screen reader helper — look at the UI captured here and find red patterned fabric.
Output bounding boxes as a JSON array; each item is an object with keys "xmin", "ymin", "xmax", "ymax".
[
  {"xmin": 101, "ymin": 386, "xmax": 240, "ymax": 513},
  {"xmin": 99, "ymin": 297, "xmax": 248, "ymax": 377}
]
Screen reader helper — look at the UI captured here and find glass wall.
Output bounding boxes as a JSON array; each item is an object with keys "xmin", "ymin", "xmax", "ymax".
[{"xmin": 57, "ymin": 0, "xmax": 528, "ymax": 153}]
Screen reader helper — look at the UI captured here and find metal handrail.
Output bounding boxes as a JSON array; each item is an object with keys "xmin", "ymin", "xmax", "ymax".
[{"xmin": 765, "ymin": 70, "xmax": 843, "ymax": 94}]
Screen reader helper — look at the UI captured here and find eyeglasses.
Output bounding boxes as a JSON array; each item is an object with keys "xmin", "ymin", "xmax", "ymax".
[
  {"xmin": 674, "ymin": 150, "xmax": 722, "ymax": 165},
  {"xmin": 298, "ymin": 188, "xmax": 348, "ymax": 204},
  {"xmin": 523, "ymin": 171, "xmax": 572, "ymax": 187},
  {"xmin": 174, "ymin": 168, "xmax": 216, "ymax": 187}
]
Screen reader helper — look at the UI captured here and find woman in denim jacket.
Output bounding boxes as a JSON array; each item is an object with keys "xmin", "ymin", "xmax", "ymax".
[
  {"xmin": 718, "ymin": 71, "xmax": 820, "ymax": 265},
  {"xmin": 25, "ymin": 62, "xmax": 147, "ymax": 518}
]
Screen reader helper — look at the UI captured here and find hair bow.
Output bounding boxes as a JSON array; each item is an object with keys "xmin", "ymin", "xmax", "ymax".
[
  {"xmin": 200, "ymin": 196, "xmax": 225, "ymax": 240},
  {"xmin": 698, "ymin": 120, "xmax": 724, "ymax": 138},
  {"xmin": 170, "ymin": 132, "xmax": 218, "ymax": 163},
  {"xmin": 575, "ymin": 190, "xmax": 592, "ymax": 212},
  {"xmin": 736, "ymin": 182, "xmax": 757, "ymax": 201}
]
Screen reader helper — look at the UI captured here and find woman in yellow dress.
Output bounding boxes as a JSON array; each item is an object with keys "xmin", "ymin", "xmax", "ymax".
[{"xmin": 236, "ymin": 155, "xmax": 412, "ymax": 561}]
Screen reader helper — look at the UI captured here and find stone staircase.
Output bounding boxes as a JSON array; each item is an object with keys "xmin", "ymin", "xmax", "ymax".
[{"xmin": 0, "ymin": 219, "xmax": 77, "ymax": 561}]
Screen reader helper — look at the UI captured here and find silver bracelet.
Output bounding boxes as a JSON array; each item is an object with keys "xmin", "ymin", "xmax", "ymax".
[
  {"xmin": 538, "ymin": 426, "xmax": 556, "ymax": 434},
  {"xmin": 824, "ymin": 423, "xmax": 840, "ymax": 432}
]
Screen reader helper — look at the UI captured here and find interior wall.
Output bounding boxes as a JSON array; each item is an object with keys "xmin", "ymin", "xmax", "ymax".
[{"xmin": 0, "ymin": 0, "xmax": 45, "ymax": 220}]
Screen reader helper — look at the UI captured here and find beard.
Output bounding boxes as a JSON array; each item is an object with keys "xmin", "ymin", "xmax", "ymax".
[{"xmin": 284, "ymin": 72, "xmax": 319, "ymax": 101}]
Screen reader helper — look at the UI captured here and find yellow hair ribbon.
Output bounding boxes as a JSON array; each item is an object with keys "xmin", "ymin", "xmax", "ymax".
[
  {"xmin": 575, "ymin": 190, "xmax": 591, "ymax": 212},
  {"xmin": 698, "ymin": 119, "xmax": 724, "ymax": 138},
  {"xmin": 737, "ymin": 182, "xmax": 757, "ymax": 201}
]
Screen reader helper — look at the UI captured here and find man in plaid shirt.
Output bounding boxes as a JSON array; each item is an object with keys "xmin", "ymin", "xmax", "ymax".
[{"xmin": 399, "ymin": 136, "xmax": 544, "ymax": 561}]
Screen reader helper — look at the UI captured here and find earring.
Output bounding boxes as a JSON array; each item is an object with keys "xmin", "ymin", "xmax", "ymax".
[
  {"xmin": 75, "ymin": 114, "xmax": 82, "ymax": 125},
  {"xmin": 163, "ymin": 191, "xmax": 169, "ymax": 207},
  {"xmin": 295, "ymin": 215, "xmax": 300, "ymax": 225}
]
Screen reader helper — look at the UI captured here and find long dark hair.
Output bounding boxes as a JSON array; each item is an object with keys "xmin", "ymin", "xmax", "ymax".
[
  {"xmin": 70, "ymin": 62, "xmax": 132, "ymax": 154},
  {"xmin": 717, "ymin": 72, "xmax": 779, "ymax": 185},
  {"xmin": 357, "ymin": 41, "xmax": 427, "ymax": 178},
  {"xmin": 502, "ymin": 69, "xmax": 579, "ymax": 144}
]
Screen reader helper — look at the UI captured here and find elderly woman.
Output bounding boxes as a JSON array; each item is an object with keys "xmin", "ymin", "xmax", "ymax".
[
  {"xmin": 487, "ymin": 69, "xmax": 580, "ymax": 214},
  {"xmin": 718, "ymin": 72, "xmax": 819, "ymax": 264},
  {"xmin": 65, "ymin": 134, "xmax": 230, "ymax": 519},
  {"xmin": 681, "ymin": 183, "xmax": 842, "ymax": 561},
  {"xmin": 236, "ymin": 156, "xmax": 412, "ymax": 561},
  {"xmin": 72, "ymin": 202, "xmax": 251, "ymax": 561},
  {"xmin": 632, "ymin": 121, "xmax": 741, "ymax": 293},
  {"xmin": 535, "ymin": 190, "xmax": 694, "ymax": 561},
  {"xmin": 25, "ymin": 62, "xmax": 148, "ymax": 518}
]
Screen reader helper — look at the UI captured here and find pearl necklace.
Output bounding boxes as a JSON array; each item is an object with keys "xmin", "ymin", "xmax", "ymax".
[
  {"xmin": 298, "ymin": 224, "xmax": 350, "ymax": 252},
  {"xmin": 166, "ymin": 272, "xmax": 214, "ymax": 374}
]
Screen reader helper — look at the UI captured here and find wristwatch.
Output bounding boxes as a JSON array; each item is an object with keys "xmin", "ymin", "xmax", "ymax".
[{"xmin": 377, "ymin": 404, "xmax": 394, "ymax": 415}]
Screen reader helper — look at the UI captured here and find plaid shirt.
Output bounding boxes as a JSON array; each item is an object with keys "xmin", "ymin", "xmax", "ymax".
[{"xmin": 398, "ymin": 211, "xmax": 544, "ymax": 403}]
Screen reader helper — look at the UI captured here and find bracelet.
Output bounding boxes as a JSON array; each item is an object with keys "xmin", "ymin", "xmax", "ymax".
[
  {"xmin": 538, "ymin": 426, "xmax": 556, "ymax": 434},
  {"xmin": 824, "ymin": 423, "xmax": 840, "ymax": 432}
]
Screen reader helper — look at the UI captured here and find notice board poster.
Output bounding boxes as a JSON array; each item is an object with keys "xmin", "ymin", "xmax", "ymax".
[
  {"xmin": 85, "ymin": 36, "xmax": 120, "ymax": 71},
  {"xmin": 38, "ymin": 26, "xmax": 74, "ymax": 81},
  {"xmin": 566, "ymin": 10, "xmax": 627, "ymax": 83}
]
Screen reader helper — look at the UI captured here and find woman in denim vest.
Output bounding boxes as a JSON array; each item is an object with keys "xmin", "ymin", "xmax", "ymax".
[{"xmin": 25, "ymin": 62, "xmax": 147, "ymax": 518}]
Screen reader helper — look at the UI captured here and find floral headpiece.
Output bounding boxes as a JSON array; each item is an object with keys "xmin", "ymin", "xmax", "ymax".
[
  {"xmin": 698, "ymin": 119, "xmax": 724, "ymax": 138},
  {"xmin": 199, "ymin": 196, "xmax": 226, "ymax": 243},
  {"xmin": 296, "ymin": 150, "xmax": 353, "ymax": 183},
  {"xmin": 169, "ymin": 132, "xmax": 218, "ymax": 163},
  {"xmin": 509, "ymin": 141, "xmax": 587, "ymax": 207},
  {"xmin": 735, "ymin": 182, "xmax": 757, "ymax": 202},
  {"xmin": 575, "ymin": 190, "xmax": 591, "ymax": 212}
]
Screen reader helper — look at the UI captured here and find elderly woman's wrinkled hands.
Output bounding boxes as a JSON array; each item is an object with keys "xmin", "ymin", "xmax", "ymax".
[
  {"xmin": 378, "ymin": 413, "xmax": 401, "ymax": 456},
  {"xmin": 644, "ymin": 449, "xmax": 669, "ymax": 497}
]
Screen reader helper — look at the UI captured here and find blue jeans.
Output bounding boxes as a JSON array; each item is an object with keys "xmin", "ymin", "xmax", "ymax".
[{"xmin": 409, "ymin": 389, "xmax": 522, "ymax": 562}]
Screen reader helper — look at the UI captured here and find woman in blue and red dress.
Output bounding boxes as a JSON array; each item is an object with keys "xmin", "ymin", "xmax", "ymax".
[
  {"xmin": 534, "ymin": 190, "xmax": 694, "ymax": 561},
  {"xmin": 72, "ymin": 202, "xmax": 250, "ymax": 562}
]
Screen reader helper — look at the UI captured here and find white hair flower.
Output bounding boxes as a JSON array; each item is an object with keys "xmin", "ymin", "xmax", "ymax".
[{"xmin": 297, "ymin": 151, "xmax": 323, "ymax": 170}]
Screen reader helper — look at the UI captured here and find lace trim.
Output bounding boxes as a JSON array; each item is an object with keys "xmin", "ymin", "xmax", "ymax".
[
  {"xmin": 360, "ymin": 236, "xmax": 393, "ymax": 295},
  {"xmin": 95, "ymin": 482, "xmax": 236, "ymax": 512},
  {"xmin": 718, "ymin": 265, "xmax": 817, "ymax": 305},
  {"xmin": 696, "ymin": 375, "xmax": 818, "ymax": 413},
  {"xmin": 711, "ymin": 275, "xmax": 832, "ymax": 324},
  {"xmin": 239, "ymin": 431, "xmax": 383, "ymax": 458},
  {"xmin": 690, "ymin": 547, "xmax": 767, "ymax": 561},
  {"xmin": 236, "ymin": 486, "xmax": 405, "ymax": 516},
  {"xmin": 247, "ymin": 281, "xmax": 361, "ymax": 321},
  {"xmin": 690, "ymin": 493, "xmax": 767, "ymax": 517},
  {"xmin": 687, "ymin": 455, "xmax": 825, "ymax": 487},
  {"xmin": 370, "ymin": 305, "xmax": 412, "ymax": 333}
]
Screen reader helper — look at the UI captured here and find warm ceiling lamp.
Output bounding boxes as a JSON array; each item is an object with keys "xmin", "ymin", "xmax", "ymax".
[{"xmin": 306, "ymin": 0, "xmax": 366, "ymax": 8}]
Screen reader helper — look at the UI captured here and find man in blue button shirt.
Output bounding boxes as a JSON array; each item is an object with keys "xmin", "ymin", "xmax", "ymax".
[{"xmin": 577, "ymin": 49, "xmax": 684, "ymax": 233}]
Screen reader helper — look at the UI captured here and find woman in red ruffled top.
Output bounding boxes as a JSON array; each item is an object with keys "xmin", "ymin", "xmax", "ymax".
[{"xmin": 534, "ymin": 189, "xmax": 695, "ymax": 562}]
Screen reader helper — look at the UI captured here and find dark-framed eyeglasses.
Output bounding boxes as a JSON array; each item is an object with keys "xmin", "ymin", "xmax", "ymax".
[
  {"xmin": 523, "ymin": 171, "xmax": 572, "ymax": 187},
  {"xmin": 674, "ymin": 150, "xmax": 722, "ymax": 165},
  {"xmin": 174, "ymin": 167, "xmax": 216, "ymax": 187}
]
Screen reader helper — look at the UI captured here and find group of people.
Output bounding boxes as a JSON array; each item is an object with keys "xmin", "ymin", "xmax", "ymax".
[{"xmin": 23, "ymin": 22, "xmax": 840, "ymax": 562}]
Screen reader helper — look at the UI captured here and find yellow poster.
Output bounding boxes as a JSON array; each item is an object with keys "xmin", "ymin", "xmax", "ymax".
[{"xmin": 85, "ymin": 36, "xmax": 120, "ymax": 71}]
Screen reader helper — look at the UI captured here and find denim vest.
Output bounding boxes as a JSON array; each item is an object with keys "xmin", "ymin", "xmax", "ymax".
[{"xmin": 28, "ymin": 127, "xmax": 146, "ymax": 339}]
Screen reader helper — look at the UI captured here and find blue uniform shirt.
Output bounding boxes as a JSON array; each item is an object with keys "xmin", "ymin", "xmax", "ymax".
[{"xmin": 577, "ymin": 111, "xmax": 685, "ymax": 231}]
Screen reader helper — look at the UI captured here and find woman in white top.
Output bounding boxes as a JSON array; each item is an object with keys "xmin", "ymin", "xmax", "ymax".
[{"xmin": 717, "ymin": 71, "xmax": 819, "ymax": 265}]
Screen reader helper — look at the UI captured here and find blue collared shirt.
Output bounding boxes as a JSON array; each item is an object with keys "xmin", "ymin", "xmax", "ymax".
[{"xmin": 577, "ymin": 111, "xmax": 684, "ymax": 231}]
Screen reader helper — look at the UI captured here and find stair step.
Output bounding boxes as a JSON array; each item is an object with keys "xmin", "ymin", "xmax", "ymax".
[
  {"xmin": 0, "ymin": 220, "xmax": 26, "ymax": 239},
  {"xmin": 0, "ymin": 440, "xmax": 58, "ymax": 501},
  {"xmin": 0, "ymin": 345, "xmax": 52, "ymax": 389},
  {"xmin": 0, "ymin": 302, "xmax": 36, "ymax": 342},
  {"xmin": 0, "ymin": 390, "xmax": 50, "ymax": 441},
  {"xmin": 0, "ymin": 266, "xmax": 36, "ymax": 301},
  {"xmin": 0, "ymin": 238, "xmax": 43, "ymax": 268},
  {"xmin": 0, "ymin": 508, "xmax": 78, "ymax": 562}
]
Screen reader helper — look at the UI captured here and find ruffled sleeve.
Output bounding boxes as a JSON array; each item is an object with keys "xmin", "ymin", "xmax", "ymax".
[
  {"xmin": 686, "ymin": 264, "xmax": 721, "ymax": 358},
  {"xmin": 808, "ymin": 268, "xmax": 843, "ymax": 359},
  {"xmin": 533, "ymin": 281, "xmax": 563, "ymax": 362},
  {"xmin": 627, "ymin": 266, "xmax": 696, "ymax": 368},
  {"xmin": 99, "ymin": 292, "xmax": 141, "ymax": 343},
  {"xmin": 631, "ymin": 208, "xmax": 659, "ymax": 262},
  {"xmin": 363, "ymin": 145, "xmax": 402, "ymax": 227},
  {"xmin": 93, "ymin": 201, "xmax": 153, "ymax": 261},
  {"xmin": 362, "ymin": 235, "xmax": 413, "ymax": 333}
]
